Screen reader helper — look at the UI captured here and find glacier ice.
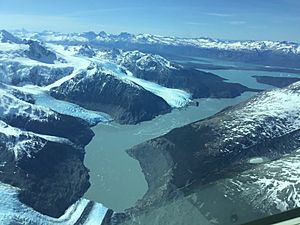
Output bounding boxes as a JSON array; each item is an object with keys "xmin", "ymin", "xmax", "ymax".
[{"xmin": 17, "ymin": 85, "xmax": 112, "ymax": 126}]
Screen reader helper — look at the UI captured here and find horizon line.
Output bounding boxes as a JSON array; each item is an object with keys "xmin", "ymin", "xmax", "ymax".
[{"xmin": 6, "ymin": 28, "xmax": 300, "ymax": 44}]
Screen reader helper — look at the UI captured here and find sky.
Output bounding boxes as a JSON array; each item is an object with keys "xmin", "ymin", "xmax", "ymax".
[{"xmin": 0, "ymin": 0, "xmax": 299, "ymax": 41}]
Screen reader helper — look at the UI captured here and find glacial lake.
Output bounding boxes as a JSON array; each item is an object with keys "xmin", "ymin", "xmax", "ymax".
[{"xmin": 84, "ymin": 58, "xmax": 300, "ymax": 211}]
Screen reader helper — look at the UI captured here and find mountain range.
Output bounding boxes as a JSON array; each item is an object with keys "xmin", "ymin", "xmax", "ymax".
[{"xmin": 12, "ymin": 29, "xmax": 300, "ymax": 69}]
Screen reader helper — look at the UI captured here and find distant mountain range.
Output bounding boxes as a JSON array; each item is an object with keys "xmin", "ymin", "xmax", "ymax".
[
  {"xmin": 12, "ymin": 30, "xmax": 300, "ymax": 55},
  {"xmin": 12, "ymin": 29, "xmax": 300, "ymax": 69}
]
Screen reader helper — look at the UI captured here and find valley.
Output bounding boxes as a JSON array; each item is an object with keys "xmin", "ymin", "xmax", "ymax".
[{"xmin": 0, "ymin": 29, "xmax": 300, "ymax": 225}]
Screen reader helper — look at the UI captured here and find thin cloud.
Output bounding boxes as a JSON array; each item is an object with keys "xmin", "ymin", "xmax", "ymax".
[
  {"xmin": 205, "ymin": 12, "xmax": 234, "ymax": 17},
  {"xmin": 228, "ymin": 21, "xmax": 247, "ymax": 25},
  {"xmin": 64, "ymin": 7, "xmax": 147, "ymax": 17},
  {"xmin": 186, "ymin": 22, "xmax": 209, "ymax": 26}
]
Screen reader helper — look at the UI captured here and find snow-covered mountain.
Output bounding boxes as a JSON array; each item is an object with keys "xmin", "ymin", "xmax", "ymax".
[
  {"xmin": 0, "ymin": 84, "xmax": 99, "ymax": 216},
  {"xmin": 221, "ymin": 148, "xmax": 300, "ymax": 214},
  {"xmin": 126, "ymin": 82, "xmax": 300, "ymax": 223},
  {"xmin": 0, "ymin": 36, "xmax": 119, "ymax": 223},
  {"xmin": 13, "ymin": 30, "xmax": 300, "ymax": 55},
  {"xmin": 11, "ymin": 30, "xmax": 300, "ymax": 69},
  {"xmin": 0, "ymin": 29, "xmax": 23, "ymax": 44},
  {"xmin": 0, "ymin": 30, "xmax": 253, "ymax": 124},
  {"xmin": 0, "ymin": 182, "xmax": 109, "ymax": 225},
  {"xmin": 0, "ymin": 35, "xmax": 73, "ymax": 86}
]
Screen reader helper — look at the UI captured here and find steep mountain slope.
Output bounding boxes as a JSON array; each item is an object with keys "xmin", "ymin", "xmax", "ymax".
[
  {"xmin": 24, "ymin": 40, "xmax": 58, "ymax": 64},
  {"xmin": 127, "ymin": 82, "xmax": 300, "ymax": 215},
  {"xmin": 120, "ymin": 148, "xmax": 300, "ymax": 225},
  {"xmin": 50, "ymin": 67, "xmax": 172, "ymax": 124},
  {"xmin": 0, "ymin": 86, "xmax": 94, "ymax": 218},
  {"xmin": 0, "ymin": 29, "xmax": 23, "ymax": 44},
  {"xmin": 0, "ymin": 182, "xmax": 109, "ymax": 225}
]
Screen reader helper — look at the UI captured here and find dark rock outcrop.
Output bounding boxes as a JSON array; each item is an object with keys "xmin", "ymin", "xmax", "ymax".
[
  {"xmin": 24, "ymin": 40, "xmax": 58, "ymax": 64},
  {"xmin": 0, "ymin": 30, "xmax": 23, "ymax": 44},
  {"xmin": 253, "ymin": 75, "xmax": 300, "ymax": 88},
  {"xmin": 77, "ymin": 44, "xmax": 96, "ymax": 58},
  {"xmin": 0, "ymin": 121, "xmax": 92, "ymax": 218}
]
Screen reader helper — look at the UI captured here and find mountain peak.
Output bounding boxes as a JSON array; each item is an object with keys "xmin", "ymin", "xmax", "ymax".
[
  {"xmin": 24, "ymin": 40, "xmax": 57, "ymax": 64},
  {"xmin": 0, "ymin": 29, "xmax": 23, "ymax": 44},
  {"xmin": 98, "ymin": 31, "xmax": 108, "ymax": 37},
  {"xmin": 118, "ymin": 32, "xmax": 134, "ymax": 39}
]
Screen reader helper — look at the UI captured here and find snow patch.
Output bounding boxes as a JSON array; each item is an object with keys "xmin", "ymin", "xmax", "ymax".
[{"xmin": 221, "ymin": 83, "xmax": 300, "ymax": 150}]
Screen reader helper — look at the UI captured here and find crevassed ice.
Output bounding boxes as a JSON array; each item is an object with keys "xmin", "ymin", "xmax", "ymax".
[{"xmin": 16, "ymin": 85, "xmax": 112, "ymax": 126}]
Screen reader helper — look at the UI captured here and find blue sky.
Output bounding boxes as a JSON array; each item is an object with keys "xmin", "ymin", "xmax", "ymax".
[{"xmin": 0, "ymin": 0, "xmax": 299, "ymax": 41}]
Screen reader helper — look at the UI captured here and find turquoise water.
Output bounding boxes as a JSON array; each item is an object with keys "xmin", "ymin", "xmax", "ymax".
[
  {"xmin": 84, "ymin": 93, "xmax": 255, "ymax": 211},
  {"xmin": 206, "ymin": 69, "xmax": 300, "ymax": 90}
]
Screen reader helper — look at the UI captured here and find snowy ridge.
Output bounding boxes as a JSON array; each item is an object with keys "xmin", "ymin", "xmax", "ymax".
[
  {"xmin": 0, "ymin": 182, "xmax": 108, "ymax": 225},
  {"xmin": 0, "ymin": 85, "xmax": 57, "ymax": 123},
  {"xmin": 89, "ymin": 61, "xmax": 191, "ymax": 108},
  {"xmin": 0, "ymin": 116, "xmax": 78, "ymax": 161},
  {"xmin": 217, "ymin": 82, "xmax": 300, "ymax": 151},
  {"xmin": 223, "ymin": 149, "xmax": 300, "ymax": 213},
  {"xmin": 0, "ymin": 30, "xmax": 23, "ymax": 44},
  {"xmin": 13, "ymin": 30, "xmax": 300, "ymax": 55},
  {"xmin": 0, "ymin": 120, "xmax": 70, "ymax": 160},
  {"xmin": 116, "ymin": 50, "xmax": 179, "ymax": 71},
  {"xmin": 0, "ymin": 40, "xmax": 74, "ymax": 86},
  {"xmin": 24, "ymin": 40, "xmax": 59, "ymax": 64},
  {"xmin": 0, "ymin": 120, "xmax": 46, "ymax": 160},
  {"xmin": 131, "ymin": 33, "xmax": 300, "ymax": 55}
]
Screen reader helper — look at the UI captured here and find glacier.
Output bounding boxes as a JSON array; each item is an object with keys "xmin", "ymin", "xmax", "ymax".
[{"xmin": 16, "ymin": 85, "xmax": 112, "ymax": 126}]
